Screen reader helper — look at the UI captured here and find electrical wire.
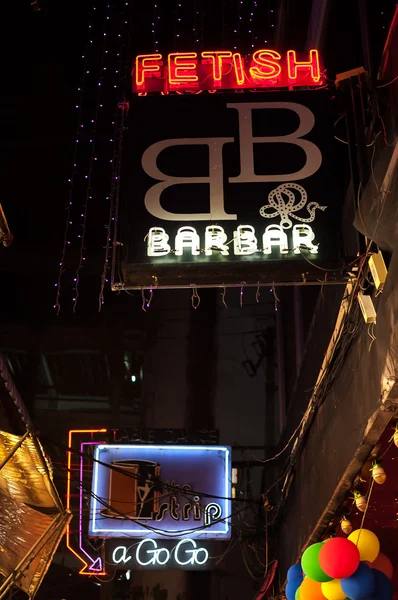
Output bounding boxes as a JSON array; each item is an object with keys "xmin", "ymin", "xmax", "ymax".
[
  {"xmin": 377, "ymin": 74, "xmax": 398, "ymax": 88},
  {"xmin": 56, "ymin": 437, "xmax": 255, "ymax": 503}
]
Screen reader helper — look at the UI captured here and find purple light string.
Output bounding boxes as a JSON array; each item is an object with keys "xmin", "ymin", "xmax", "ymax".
[
  {"xmin": 54, "ymin": 9, "xmax": 95, "ymax": 314},
  {"xmin": 269, "ymin": 0, "xmax": 274, "ymax": 38},
  {"xmin": 249, "ymin": 0, "xmax": 259, "ymax": 50},
  {"xmin": 99, "ymin": 2, "xmax": 133, "ymax": 309},
  {"xmin": 73, "ymin": 4, "xmax": 111, "ymax": 313},
  {"xmin": 174, "ymin": 0, "xmax": 182, "ymax": 48},
  {"xmin": 199, "ymin": 0, "xmax": 204, "ymax": 50},
  {"xmin": 193, "ymin": 0, "xmax": 198, "ymax": 48},
  {"xmin": 152, "ymin": 0, "xmax": 160, "ymax": 53},
  {"xmin": 234, "ymin": 0, "xmax": 243, "ymax": 51}
]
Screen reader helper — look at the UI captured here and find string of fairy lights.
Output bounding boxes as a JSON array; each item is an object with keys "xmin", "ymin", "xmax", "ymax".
[
  {"xmin": 54, "ymin": 0, "xmax": 286, "ymax": 314},
  {"xmin": 55, "ymin": 0, "xmax": 135, "ymax": 313}
]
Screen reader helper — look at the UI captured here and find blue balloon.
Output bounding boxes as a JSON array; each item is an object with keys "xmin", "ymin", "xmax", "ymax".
[
  {"xmin": 287, "ymin": 564, "xmax": 303, "ymax": 583},
  {"xmin": 286, "ymin": 580, "xmax": 300, "ymax": 600},
  {"xmin": 341, "ymin": 562, "xmax": 374, "ymax": 600},
  {"xmin": 364, "ymin": 569, "xmax": 393, "ymax": 600}
]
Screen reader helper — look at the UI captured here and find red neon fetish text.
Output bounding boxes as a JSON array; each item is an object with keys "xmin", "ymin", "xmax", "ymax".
[
  {"xmin": 168, "ymin": 52, "xmax": 199, "ymax": 84},
  {"xmin": 201, "ymin": 51, "xmax": 233, "ymax": 81},
  {"xmin": 132, "ymin": 48, "xmax": 323, "ymax": 93},
  {"xmin": 232, "ymin": 53, "xmax": 245, "ymax": 85},
  {"xmin": 135, "ymin": 54, "xmax": 162, "ymax": 87},
  {"xmin": 287, "ymin": 49, "xmax": 321, "ymax": 83},
  {"xmin": 250, "ymin": 49, "xmax": 282, "ymax": 80}
]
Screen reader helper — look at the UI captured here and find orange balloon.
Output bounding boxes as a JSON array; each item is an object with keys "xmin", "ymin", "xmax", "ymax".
[
  {"xmin": 299, "ymin": 577, "xmax": 326, "ymax": 600},
  {"xmin": 372, "ymin": 552, "xmax": 393, "ymax": 580}
]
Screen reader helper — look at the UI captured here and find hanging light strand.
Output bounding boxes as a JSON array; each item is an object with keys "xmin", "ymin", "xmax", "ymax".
[
  {"xmin": 174, "ymin": 0, "xmax": 181, "ymax": 49},
  {"xmin": 99, "ymin": 1, "xmax": 133, "ymax": 310},
  {"xmin": 193, "ymin": 0, "xmax": 198, "ymax": 48},
  {"xmin": 54, "ymin": 8, "xmax": 95, "ymax": 314},
  {"xmin": 249, "ymin": 0, "xmax": 259, "ymax": 50},
  {"xmin": 153, "ymin": 1, "xmax": 160, "ymax": 53},
  {"xmin": 72, "ymin": 3, "xmax": 111, "ymax": 313},
  {"xmin": 234, "ymin": 0, "xmax": 243, "ymax": 51}
]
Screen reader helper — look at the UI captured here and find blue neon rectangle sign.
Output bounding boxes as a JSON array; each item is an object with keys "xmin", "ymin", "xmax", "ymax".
[{"xmin": 89, "ymin": 445, "xmax": 231, "ymax": 539}]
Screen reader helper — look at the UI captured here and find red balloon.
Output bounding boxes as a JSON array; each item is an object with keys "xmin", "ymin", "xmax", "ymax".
[
  {"xmin": 319, "ymin": 538, "xmax": 360, "ymax": 579},
  {"xmin": 372, "ymin": 553, "xmax": 393, "ymax": 580}
]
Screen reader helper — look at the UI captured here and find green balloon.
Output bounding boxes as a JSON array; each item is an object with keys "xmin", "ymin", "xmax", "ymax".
[
  {"xmin": 295, "ymin": 588, "xmax": 300, "ymax": 600},
  {"xmin": 301, "ymin": 542, "xmax": 333, "ymax": 583}
]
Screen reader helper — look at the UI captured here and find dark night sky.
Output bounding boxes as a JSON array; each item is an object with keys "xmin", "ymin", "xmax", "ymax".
[{"xmin": 2, "ymin": 0, "xmax": 396, "ymax": 323}]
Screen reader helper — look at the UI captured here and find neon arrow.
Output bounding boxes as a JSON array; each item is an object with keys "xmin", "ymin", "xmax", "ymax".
[
  {"xmin": 66, "ymin": 429, "xmax": 107, "ymax": 576},
  {"xmin": 79, "ymin": 441, "xmax": 104, "ymax": 572},
  {"xmin": 79, "ymin": 557, "xmax": 103, "ymax": 574}
]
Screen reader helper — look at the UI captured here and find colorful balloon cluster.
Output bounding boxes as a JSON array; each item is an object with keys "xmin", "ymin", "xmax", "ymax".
[{"xmin": 286, "ymin": 529, "xmax": 394, "ymax": 600}]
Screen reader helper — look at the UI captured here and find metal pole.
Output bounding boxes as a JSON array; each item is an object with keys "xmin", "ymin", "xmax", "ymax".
[
  {"xmin": 276, "ymin": 304, "xmax": 286, "ymax": 435},
  {"xmin": 112, "ymin": 280, "xmax": 352, "ymax": 292},
  {"xmin": 294, "ymin": 287, "xmax": 304, "ymax": 377},
  {"xmin": 0, "ymin": 430, "xmax": 30, "ymax": 471}
]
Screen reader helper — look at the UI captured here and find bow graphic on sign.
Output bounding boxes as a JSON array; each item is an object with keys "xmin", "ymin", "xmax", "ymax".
[{"xmin": 259, "ymin": 183, "xmax": 327, "ymax": 229}]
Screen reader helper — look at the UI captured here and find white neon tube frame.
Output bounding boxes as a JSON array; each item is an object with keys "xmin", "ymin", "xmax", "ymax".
[{"xmin": 91, "ymin": 445, "xmax": 231, "ymax": 537}]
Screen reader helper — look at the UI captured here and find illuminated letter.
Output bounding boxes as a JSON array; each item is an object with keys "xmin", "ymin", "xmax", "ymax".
[
  {"xmin": 205, "ymin": 225, "xmax": 229, "ymax": 255},
  {"xmin": 263, "ymin": 225, "xmax": 289, "ymax": 254},
  {"xmin": 112, "ymin": 546, "xmax": 131, "ymax": 565},
  {"xmin": 232, "ymin": 53, "xmax": 245, "ymax": 85},
  {"xmin": 168, "ymin": 52, "xmax": 198, "ymax": 84},
  {"xmin": 201, "ymin": 51, "xmax": 232, "ymax": 81},
  {"xmin": 287, "ymin": 49, "xmax": 320, "ymax": 83},
  {"xmin": 292, "ymin": 224, "xmax": 318, "ymax": 253},
  {"xmin": 204, "ymin": 502, "xmax": 222, "ymax": 526},
  {"xmin": 147, "ymin": 227, "xmax": 171, "ymax": 256},
  {"xmin": 174, "ymin": 539, "xmax": 209, "ymax": 566},
  {"xmin": 136, "ymin": 54, "xmax": 162, "ymax": 87},
  {"xmin": 142, "ymin": 138, "xmax": 236, "ymax": 221},
  {"xmin": 175, "ymin": 226, "xmax": 200, "ymax": 256},
  {"xmin": 136, "ymin": 539, "xmax": 170, "ymax": 567},
  {"xmin": 249, "ymin": 49, "xmax": 281, "ymax": 80},
  {"xmin": 227, "ymin": 102, "xmax": 322, "ymax": 182},
  {"xmin": 233, "ymin": 225, "xmax": 257, "ymax": 255}
]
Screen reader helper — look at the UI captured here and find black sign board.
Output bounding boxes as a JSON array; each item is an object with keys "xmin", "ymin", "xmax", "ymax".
[
  {"xmin": 116, "ymin": 91, "xmax": 342, "ymax": 288},
  {"xmin": 109, "ymin": 428, "xmax": 219, "ymax": 445}
]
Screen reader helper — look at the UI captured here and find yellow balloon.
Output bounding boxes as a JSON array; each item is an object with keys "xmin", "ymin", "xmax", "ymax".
[
  {"xmin": 348, "ymin": 528, "xmax": 380, "ymax": 562},
  {"xmin": 321, "ymin": 579, "xmax": 346, "ymax": 600}
]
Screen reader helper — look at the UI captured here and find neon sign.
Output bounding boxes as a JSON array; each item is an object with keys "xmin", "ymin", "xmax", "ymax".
[
  {"xmin": 89, "ymin": 445, "xmax": 231, "ymax": 539},
  {"xmin": 147, "ymin": 223, "xmax": 319, "ymax": 258},
  {"xmin": 111, "ymin": 539, "xmax": 209, "ymax": 569},
  {"xmin": 133, "ymin": 49, "xmax": 322, "ymax": 93}
]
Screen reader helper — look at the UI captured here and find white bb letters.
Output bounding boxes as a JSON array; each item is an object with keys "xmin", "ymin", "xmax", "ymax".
[
  {"xmin": 142, "ymin": 138, "xmax": 236, "ymax": 221},
  {"xmin": 142, "ymin": 102, "xmax": 325, "ymax": 259},
  {"xmin": 142, "ymin": 103, "xmax": 322, "ymax": 222},
  {"xmin": 112, "ymin": 539, "xmax": 209, "ymax": 568},
  {"xmin": 227, "ymin": 102, "xmax": 322, "ymax": 183}
]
